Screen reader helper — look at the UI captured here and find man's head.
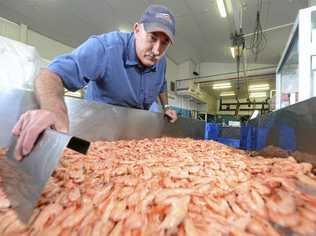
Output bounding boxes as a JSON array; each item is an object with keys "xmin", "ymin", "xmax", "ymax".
[{"xmin": 134, "ymin": 5, "xmax": 176, "ymax": 67}]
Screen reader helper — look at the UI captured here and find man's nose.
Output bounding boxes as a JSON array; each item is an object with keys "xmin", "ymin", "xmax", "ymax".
[{"xmin": 152, "ymin": 41, "xmax": 162, "ymax": 56}]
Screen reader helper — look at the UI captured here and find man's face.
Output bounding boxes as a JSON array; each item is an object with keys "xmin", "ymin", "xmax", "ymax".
[{"xmin": 134, "ymin": 23, "xmax": 170, "ymax": 67}]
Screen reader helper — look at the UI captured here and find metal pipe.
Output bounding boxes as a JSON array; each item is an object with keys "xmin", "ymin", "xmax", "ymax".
[
  {"xmin": 196, "ymin": 73, "xmax": 275, "ymax": 85},
  {"xmin": 244, "ymin": 23, "xmax": 294, "ymax": 38},
  {"xmin": 176, "ymin": 66, "xmax": 276, "ymax": 82}
]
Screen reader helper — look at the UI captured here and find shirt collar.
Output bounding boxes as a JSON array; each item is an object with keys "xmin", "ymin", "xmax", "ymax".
[
  {"xmin": 126, "ymin": 33, "xmax": 138, "ymax": 66},
  {"xmin": 126, "ymin": 33, "xmax": 157, "ymax": 72}
]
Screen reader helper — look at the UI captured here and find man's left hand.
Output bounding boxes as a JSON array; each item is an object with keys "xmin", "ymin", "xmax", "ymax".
[{"xmin": 164, "ymin": 108, "xmax": 177, "ymax": 123}]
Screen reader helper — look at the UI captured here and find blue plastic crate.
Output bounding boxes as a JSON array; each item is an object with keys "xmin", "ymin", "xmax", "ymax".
[
  {"xmin": 216, "ymin": 137, "xmax": 240, "ymax": 148},
  {"xmin": 240, "ymin": 125, "xmax": 253, "ymax": 149},
  {"xmin": 255, "ymin": 127, "xmax": 269, "ymax": 150},
  {"xmin": 204, "ymin": 123, "xmax": 220, "ymax": 140}
]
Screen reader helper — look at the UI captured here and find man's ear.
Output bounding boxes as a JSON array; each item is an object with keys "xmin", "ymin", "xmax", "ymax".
[{"xmin": 133, "ymin": 23, "xmax": 140, "ymax": 34}]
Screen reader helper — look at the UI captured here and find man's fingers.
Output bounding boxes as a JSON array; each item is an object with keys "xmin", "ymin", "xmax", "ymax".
[
  {"xmin": 165, "ymin": 109, "xmax": 177, "ymax": 123},
  {"xmin": 15, "ymin": 129, "xmax": 27, "ymax": 161},
  {"xmin": 22, "ymin": 126, "xmax": 41, "ymax": 156},
  {"xmin": 12, "ymin": 113, "xmax": 27, "ymax": 136},
  {"xmin": 12, "ymin": 110, "xmax": 61, "ymax": 160},
  {"xmin": 169, "ymin": 111, "xmax": 177, "ymax": 123},
  {"xmin": 53, "ymin": 121, "xmax": 68, "ymax": 133}
]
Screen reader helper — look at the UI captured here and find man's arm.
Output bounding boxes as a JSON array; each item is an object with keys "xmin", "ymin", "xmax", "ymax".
[
  {"xmin": 35, "ymin": 69, "xmax": 69, "ymax": 129},
  {"xmin": 12, "ymin": 69, "xmax": 69, "ymax": 160},
  {"xmin": 159, "ymin": 91, "xmax": 177, "ymax": 123}
]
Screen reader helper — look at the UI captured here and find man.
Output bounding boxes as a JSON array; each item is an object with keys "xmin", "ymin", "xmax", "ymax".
[{"xmin": 12, "ymin": 4, "xmax": 177, "ymax": 160}]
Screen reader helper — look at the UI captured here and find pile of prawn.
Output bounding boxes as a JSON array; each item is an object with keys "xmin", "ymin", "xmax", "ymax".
[{"xmin": 0, "ymin": 137, "xmax": 315, "ymax": 235}]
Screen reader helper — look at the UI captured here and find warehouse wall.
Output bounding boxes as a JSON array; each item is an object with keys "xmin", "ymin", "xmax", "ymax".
[
  {"xmin": 206, "ymin": 94, "xmax": 217, "ymax": 114},
  {"xmin": 177, "ymin": 60, "xmax": 196, "ymax": 80},
  {"xmin": 174, "ymin": 60, "xmax": 217, "ymax": 113},
  {"xmin": 0, "ymin": 17, "xmax": 72, "ymax": 62},
  {"xmin": 27, "ymin": 30, "xmax": 73, "ymax": 61},
  {"xmin": 0, "ymin": 17, "xmax": 19, "ymax": 41},
  {"xmin": 166, "ymin": 58, "xmax": 178, "ymax": 82}
]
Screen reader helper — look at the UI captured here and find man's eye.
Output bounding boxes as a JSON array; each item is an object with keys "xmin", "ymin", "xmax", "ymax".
[
  {"xmin": 162, "ymin": 41, "xmax": 169, "ymax": 47},
  {"xmin": 149, "ymin": 34, "xmax": 157, "ymax": 41}
]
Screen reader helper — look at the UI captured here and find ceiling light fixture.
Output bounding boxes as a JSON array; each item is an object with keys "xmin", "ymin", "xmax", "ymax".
[
  {"xmin": 249, "ymin": 92, "xmax": 267, "ymax": 98},
  {"xmin": 230, "ymin": 46, "xmax": 243, "ymax": 59},
  {"xmin": 220, "ymin": 91, "xmax": 235, "ymax": 97},
  {"xmin": 230, "ymin": 47, "xmax": 235, "ymax": 59},
  {"xmin": 213, "ymin": 82, "xmax": 231, "ymax": 89},
  {"xmin": 249, "ymin": 84, "xmax": 270, "ymax": 89},
  {"xmin": 216, "ymin": 0, "xmax": 227, "ymax": 18},
  {"xmin": 248, "ymin": 84, "xmax": 270, "ymax": 91}
]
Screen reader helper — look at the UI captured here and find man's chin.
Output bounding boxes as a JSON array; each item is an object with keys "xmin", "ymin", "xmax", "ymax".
[{"xmin": 142, "ymin": 59, "xmax": 156, "ymax": 67}]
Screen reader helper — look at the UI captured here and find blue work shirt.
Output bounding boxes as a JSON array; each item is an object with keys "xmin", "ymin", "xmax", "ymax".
[{"xmin": 48, "ymin": 32, "xmax": 167, "ymax": 110}]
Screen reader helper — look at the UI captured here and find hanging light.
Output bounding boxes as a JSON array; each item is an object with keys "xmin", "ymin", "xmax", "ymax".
[
  {"xmin": 249, "ymin": 92, "xmax": 267, "ymax": 98},
  {"xmin": 220, "ymin": 91, "xmax": 235, "ymax": 97},
  {"xmin": 248, "ymin": 84, "xmax": 270, "ymax": 91},
  {"xmin": 213, "ymin": 82, "xmax": 231, "ymax": 89},
  {"xmin": 217, "ymin": 0, "xmax": 227, "ymax": 18}
]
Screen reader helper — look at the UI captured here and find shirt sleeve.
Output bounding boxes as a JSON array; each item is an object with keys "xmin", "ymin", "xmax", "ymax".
[{"xmin": 48, "ymin": 36, "xmax": 107, "ymax": 91}]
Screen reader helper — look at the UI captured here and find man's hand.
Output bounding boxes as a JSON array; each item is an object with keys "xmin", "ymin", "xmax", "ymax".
[
  {"xmin": 164, "ymin": 108, "xmax": 177, "ymax": 123},
  {"xmin": 12, "ymin": 109, "xmax": 68, "ymax": 160}
]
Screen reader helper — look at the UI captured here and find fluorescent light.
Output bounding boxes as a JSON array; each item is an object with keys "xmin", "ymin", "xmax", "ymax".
[
  {"xmin": 217, "ymin": 0, "xmax": 227, "ymax": 18},
  {"xmin": 249, "ymin": 92, "xmax": 267, "ymax": 98},
  {"xmin": 213, "ymin": 85, "xmax": 231, "ymax": 89},
  {"xmin": 230, "ymin": 47, "xmax": 235, "ymax": 59},
  {"xmin": 249, "ymin": 84, "xmax": 270, "ymax": 88},
  {"xmin": 213, "ymin": 82, "xmax": 231, "ymax": 87},
  {"xmin": 213, "ymin": 86, "xmax": 231, "ymax": 89},
  {"xmin": 213, "ymin": 82, "xmax": 231, "ymax": 89},
  {"xmin": 249, "ymin": 87, "xmax": 270, "ymax": 91},
  {"xmin": 248, "ymin": 84, "xmax": 270, "ymax": 91},
  {"xmin": 220, "ymin": 91, "xmax": 235, "ymax": 97}
]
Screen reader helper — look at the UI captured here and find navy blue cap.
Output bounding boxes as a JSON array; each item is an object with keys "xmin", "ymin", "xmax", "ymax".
[{"xmin": 140, "ymin": 5, "xmax": 176, "ymax": 44}]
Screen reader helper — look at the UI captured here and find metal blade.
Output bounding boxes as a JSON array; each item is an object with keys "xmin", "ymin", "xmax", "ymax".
[
  {"xmin": 65, "ymin": 96, "xmax": 205, "ymax": 142},
  {"xmin": 0, "ymin": 129, "xmax": 89, "ymax": 223}
]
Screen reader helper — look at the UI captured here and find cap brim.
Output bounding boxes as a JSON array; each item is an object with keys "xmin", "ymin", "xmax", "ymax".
[{"xmin": 143, "ymin": 23, "xmax": 175, "ymax": 44}]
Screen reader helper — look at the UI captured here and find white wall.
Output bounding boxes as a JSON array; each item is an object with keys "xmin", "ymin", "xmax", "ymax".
[
  {"xmin": 168, "ymin": 91, "xmax": 207, "ymax": 112},
  {"xmin": 178, "ymin": 60, "xmax": 196, "ymax": 80},
  {"xmin": 27, "ymin": 31, "xmax": 73, "ymax": 61},
  {"xmin": 0, "ymin": 17, "xmax": 19, "ymax": 41},
  {"xmin": 0, "ymin": 17, "xmax": 73, "ymax": 61},
  {"xmin": 166, "ymin": 57, "xmax": 178, "ymax": 82}
]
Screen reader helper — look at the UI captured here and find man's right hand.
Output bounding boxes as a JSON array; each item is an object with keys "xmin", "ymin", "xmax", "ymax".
[{"xmin": 12, "ymin": 109, "xmax": 68, "ymax": 160}]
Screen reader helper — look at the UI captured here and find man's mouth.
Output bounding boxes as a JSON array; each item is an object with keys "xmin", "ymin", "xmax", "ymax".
[{"xmin": 146, "ymin": 54, "xmax": 158, "ymax": 61}]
